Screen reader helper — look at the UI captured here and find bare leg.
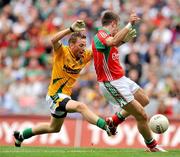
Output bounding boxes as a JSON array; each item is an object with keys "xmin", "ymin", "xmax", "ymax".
[
  {"xmin": 65, "ymin": 100, "xmax": 110, "ymax": 134},
  {"xmin": 65, "ymin": 100, "xmax": 99, "ymax": 125},
  {"xmin": 134, "ymin": 88, "xmax": 150, "ymax": 107},
  {"xmin": 123, "ymin": 99, "xmax": 152, "ymax": 140},
  {"xmin": 13, "ymin": 116, "xmax": 64, "ymax": 147},
  {"xmin": 122, "ymin": 99, "xmax": 167, "ymax": 151},
  {"xmin": 32, "ymin": 116, "xmax": 65, "ymax": 135},
  {"xmin": 120, "ymin": 88, "xmax": 149, "ymax": 118}
]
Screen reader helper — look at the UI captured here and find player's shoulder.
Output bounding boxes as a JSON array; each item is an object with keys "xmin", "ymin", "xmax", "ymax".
[
  {"xmin": 98, "ymin": 30, "xmax": 109, "ymax": 38},
  {"xmin": 97, "ymin": 27, "xmax": 110, "ymax": 36},
  {"xmin": 62, "ymin": 45, "xmax": 70, "ymax": 51},
  {"xmin": 60, "ymin": 45, "xmax": 69, "ymax": 50},
  {"xmin": 54, "ymin": 44, "xmax": 69, "ymax": 53}
]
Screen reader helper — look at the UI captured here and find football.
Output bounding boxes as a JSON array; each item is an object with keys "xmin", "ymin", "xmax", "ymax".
[{"xmin": 149, "ymin": 114, "xmax": 169, "ymax": 134}]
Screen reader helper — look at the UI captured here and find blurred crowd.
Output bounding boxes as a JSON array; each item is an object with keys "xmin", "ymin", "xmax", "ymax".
[{"xmin": 0, "ymin": 0, "xmax": 180, "ymax": 118}]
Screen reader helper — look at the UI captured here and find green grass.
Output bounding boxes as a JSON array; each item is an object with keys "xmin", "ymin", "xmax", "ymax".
[{"xmin": 0, "ymin": 146, "xmax": 180, "ymax": 157}]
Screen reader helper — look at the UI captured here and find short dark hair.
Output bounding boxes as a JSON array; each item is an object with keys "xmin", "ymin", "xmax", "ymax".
[
  {"xmin": 101, "ymin": 10, "xmax": 120, "ymax": 26},
  {"xmin": 68, "ymin": 32, "xmax": 86, "ymax": 45}
]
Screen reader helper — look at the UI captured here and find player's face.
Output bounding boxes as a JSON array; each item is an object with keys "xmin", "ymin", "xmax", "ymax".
[
  {"xmin": 73, "ymin": 38, "xmax": 86, "ymax": 58},
  {"xmin": 111, "ymin": 20, "xmax": 120, "ymax": 36}
]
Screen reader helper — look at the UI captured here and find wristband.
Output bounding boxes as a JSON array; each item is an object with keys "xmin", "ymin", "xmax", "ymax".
[
  {"xmin": 125, "ymin": 23, "xmax": 132, "ymax": 30},
  {"xmin": 70, "ymin": 27, "xmax": 74, "ymax": 32}
]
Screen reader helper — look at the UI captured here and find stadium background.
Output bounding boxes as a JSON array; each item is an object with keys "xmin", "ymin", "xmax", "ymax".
[{"xmin": 0, "ymin": 0, "xmax": 179, "ymax": 148}]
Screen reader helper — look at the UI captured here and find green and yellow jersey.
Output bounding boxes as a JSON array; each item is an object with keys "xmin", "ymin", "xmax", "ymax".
[{"xmin": 48, "ymin": 45, "xmax": 92, "ymax": 96}]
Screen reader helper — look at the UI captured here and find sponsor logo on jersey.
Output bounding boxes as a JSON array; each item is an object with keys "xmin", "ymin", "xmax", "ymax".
[
  {"xmin": 112, "ymin": 53, "xmax": 119, "ymax": 60},
  {"xmin": 63, "ymin": 65, "xmax": 81, "ymax": 74}
]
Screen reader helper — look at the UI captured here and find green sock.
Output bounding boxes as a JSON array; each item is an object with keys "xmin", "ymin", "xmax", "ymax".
[
  {"xmin": 22, "ymin": 128, "xmax": 34, "ymax": 139},
  {"xmin": 96, "ymin": 118, "xmax": 106, "ymax": 130}
]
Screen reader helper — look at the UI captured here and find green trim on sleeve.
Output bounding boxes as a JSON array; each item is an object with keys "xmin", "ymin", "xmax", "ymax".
[{"xmin": 93, "ymin": 35, "xmax": 111, "ymax": 62}]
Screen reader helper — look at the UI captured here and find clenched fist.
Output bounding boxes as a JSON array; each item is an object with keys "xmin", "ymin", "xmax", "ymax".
[
  {"xmin": 129, "ymin": 11, "xmax": 140, "ymax": 25},
  {"xmin": 70, "ymin": 20, "xmax": 86, "ymax": 32}
]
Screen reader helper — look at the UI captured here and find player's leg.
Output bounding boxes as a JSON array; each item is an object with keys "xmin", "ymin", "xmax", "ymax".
[
  {"xmin": 110, "ymin": 88, "xmax": 149, "ymax": 125},
  {"xmin": 122, "ymin": 100, "xmax": 153, "ymax": 142},
  {"xmin": 106, "ymin": 78, "xmax": 149, "ymax": 126},
  {"xmin": 100, "ymin": 79, "xmax": 166, "ymax": 151},
  {"xmin": 134, "ymin": 88, "xmax": 149, "ymax": 107},
  {"xmin": 133, "ymin": 88, "xmax": 167, "ymax": 152},
  {"xmin": 14, "ymin": 95, "xmax": 67, "ymax": 147},
  {"xmin": 46, "ymin": 94, "xmax": 110, "ymax": 135},
  {"xmin": 99, "ymin": 79, "xmax": 148, "ymax": 135},
  {"xmin": 66, "ymin": 100, "xmax": 99, "ymax": 124},
  {"xmin": 100, "ymin": 80, "xmax": 151, "ymax": 139},
  {"xmin": 65, "ymin": 100, "xmax": 111, "ymax": 135},
  {"xmin": 14, "ymin": 116, "xmax": 64, "ymax": 147},
  {"xmin": 122, "ymin": 100, "xmax": 166, "ymax": 152},
  {"xmin": 32, "ymin": 116, "xmax": 65, "ymax": 134}
]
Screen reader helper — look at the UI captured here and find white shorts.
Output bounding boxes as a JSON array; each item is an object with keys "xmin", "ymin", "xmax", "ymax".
[
  {"xmin": 99, "ymin": 76, "xmax": 140, "ymax": 108},
  {"xmin": 46, "ymin": 93, "xmax": 71, "ymax": 118}
]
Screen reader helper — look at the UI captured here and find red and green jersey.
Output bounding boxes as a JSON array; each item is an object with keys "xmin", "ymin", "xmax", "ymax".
[{"xmin": 92, "ymin": 28, "xmax": 124, "ymax": 82}]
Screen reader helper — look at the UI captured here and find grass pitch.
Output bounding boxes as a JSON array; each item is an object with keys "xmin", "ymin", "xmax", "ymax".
[{"xmin": 0, "ymin": 146, "xmax": 180, "ymax": 157}]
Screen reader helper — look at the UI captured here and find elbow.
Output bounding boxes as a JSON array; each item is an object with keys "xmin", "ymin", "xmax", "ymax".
[
  {"xmin": 51, "ymin": 38, "xmax": 56, "ymax": 44},
  {"xmin": 112, "ymin": 41, "xmax": 119, "ymax": 47}
]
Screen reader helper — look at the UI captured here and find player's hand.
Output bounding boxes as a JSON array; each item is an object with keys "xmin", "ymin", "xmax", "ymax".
[
  {"xmin": 122, "ymin": 28, "xmax": 137, "ymax": 42},
  {"xmin": 129, "ymin": 11, "xmax": 140, "ymax": 25},
  {"xmin": 70, "ymin": 20, "xmax": 86, "ymax": 32}
]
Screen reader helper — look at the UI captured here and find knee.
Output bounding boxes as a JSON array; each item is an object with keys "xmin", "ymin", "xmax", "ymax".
[
  {"xmin": 135, "ymin": 111, "xmax": 148, "ymax": 122},
  {"xmin": 49, "ymin": 126, "xmax": 61, "ymax": 133},
  {"xmin": 143, "ymin": 96, "xmax": 150, "ymax": 107},
  {"xmin": 76, "ymin": 103, "xmax": 88, "ymax": 113}
]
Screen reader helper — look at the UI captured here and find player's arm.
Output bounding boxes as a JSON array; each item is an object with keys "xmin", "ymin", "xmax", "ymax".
[
  {"xmin": 115, "ymin": 28, "xmax": 137, "ymax": 47},
  {"xmin": 51, "ymin": 28, "xmax": 71, "ymax": 51},
  {"xmin": 106, "ymin": 12, "xmax": 140, "ymax": 47},
  {"xmin": 51, "ymin": 20, "xmax": 86, "ymax": 51}
]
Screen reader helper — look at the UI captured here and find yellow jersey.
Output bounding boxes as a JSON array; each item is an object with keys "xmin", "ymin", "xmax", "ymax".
[{"xmin": 48, "ymin": 45, "xmax": 92, "ymax": 96}]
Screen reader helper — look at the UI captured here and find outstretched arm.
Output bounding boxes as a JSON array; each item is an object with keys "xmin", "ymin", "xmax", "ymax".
[{"xmin": 51, "ymin": 20, "xmax": 86, "ymax": 51}]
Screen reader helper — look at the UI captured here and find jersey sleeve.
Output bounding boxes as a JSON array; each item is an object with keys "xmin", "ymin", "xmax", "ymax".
[{"xmin": 53, "ymin": 44, "xmax": 65, "ymax": 59}]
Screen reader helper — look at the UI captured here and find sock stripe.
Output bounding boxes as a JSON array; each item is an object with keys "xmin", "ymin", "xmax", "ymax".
[
  {"xmin": 145, "ymin": 138, "xmax": 154, "ymax": 144},
  {"xmin": 146, "ymin": 139, "xmax": 157, "ymax": 148},
  {"xmin": 116, "ymin": 112, "xmax": 125, "ymax": 120}
]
